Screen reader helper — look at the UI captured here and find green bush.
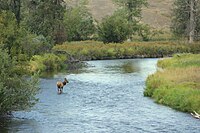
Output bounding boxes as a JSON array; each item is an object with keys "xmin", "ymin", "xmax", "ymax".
[
  {"xmin": 98, "ymin": 12, "xmax": 131, "ymax": 43},
  {"xmin": 30, "ymin": 53, "xmax": 66, "ymax": 72},
  {"xmin": 64, "ymin": 6, "xmax": 96, "ymax": 41},
  {"xmin": 0, "ymin": 49, "xmax": 39, "ymax": 115}
]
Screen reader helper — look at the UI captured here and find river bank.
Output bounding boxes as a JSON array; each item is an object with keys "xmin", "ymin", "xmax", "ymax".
[
  {"xmin": 144, "ymin": 54, "xmax": 200, "ymax": 115},
  {"xmin": 1, "ymin": 58, "xmax": 199, "ymax": 133},
  {"xmin": 30, "ymin": 41, "xmax": 200, "ymax": 73}
]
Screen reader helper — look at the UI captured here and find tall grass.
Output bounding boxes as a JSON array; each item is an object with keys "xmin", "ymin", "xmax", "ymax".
[
  {"xmin": 53, "ymin": 41, "xmax": 200, "ymax": 60},
  {"xmin": 144, "ymin": 54, "xmax": 200, "ymax": 114}
]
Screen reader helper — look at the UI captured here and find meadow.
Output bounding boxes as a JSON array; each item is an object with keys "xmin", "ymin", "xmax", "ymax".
[{"xmin": 144, "ymin": 54, "xmax": 200, "ymax": 114}]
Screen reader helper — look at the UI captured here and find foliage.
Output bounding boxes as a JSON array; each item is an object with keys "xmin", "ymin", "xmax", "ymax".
[
  {"xmin": 112, "ymin": 0, "xmax": 149, "ymax": 41},
  {"xmin": 113, "ymin": 0, "xmax": 148, "ymax": 22},
  {"xmin": 29, "ymin": 53, "xmax": 66, "ymax": 72},
  {"xmin": 171, "ymin": 0, "xmax": 200, "ymax": 41},
  {"xmin": 64, "ymin": 5, "xmax": 96, "ymax": 41},
  {"xmin": 24, "ymin": 0, "xmax": 66, "ymax": 44},
  {"xmin": 0, "ymin": 49, "xmax": 39, "ymax": 115},
  {"xmin": 0, "ymin": 11, "xmax": 52, "ymax": 59},
  {"xmin": 0, "ymin": 0, "xmax": 22, "ymax": 25},
  {"xmin": 98, "ymin": 11, "xmax": 131, "ymax": 43},
  {"xmin": 144, "ymin": 54, "xmax": 200, "ymax": 114},
  {"xmin": 20, "ymin": 34, "xmax": 53, "ymax": 58},
  {"xmin": 0, "ymin": 10, "xmax": 18, "ymax": 53}
]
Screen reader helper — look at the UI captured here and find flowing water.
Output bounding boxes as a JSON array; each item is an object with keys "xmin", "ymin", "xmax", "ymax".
[{"xmin": 0, "ymin": 59, "xmax": 199, "ymax": 133}]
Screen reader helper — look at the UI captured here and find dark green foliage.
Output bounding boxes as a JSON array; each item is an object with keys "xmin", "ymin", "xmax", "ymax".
[
  {"xmin": 0, "ymin": 49, "xmax": 39, "ymax": 115},
  {"xmin": 98, "ymin": 12, "xmax": 131, "ymax": 43},
  {"xmin": 0, "ymin": 11, "xmax": 19, "ymax": 54},
  {"xmin": 0, "ymin": 0, "xmax": 21, "ymax": 25},
  {"xmin": 112, "ymin": 0, "xmax": 148, "ymax": 40},
  {"xmin": 171, "ymin": 0, "xmax": 200, "ymax": 40},
  {"xmin": 24, "ymin": 0, "xmax": 66, "ymax": 44},
  {"xmin": 64, "ymin": 6, "xmax": 96, "ymax": 41},
  {"xmin": 0, "ymin": 11, "xmax": 52, "ymax": 59}
]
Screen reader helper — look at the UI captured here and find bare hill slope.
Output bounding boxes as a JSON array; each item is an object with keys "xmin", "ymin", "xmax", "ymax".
[{"xmin": 67, "ymin": 0, "xmax": 173, "ymax": 29}]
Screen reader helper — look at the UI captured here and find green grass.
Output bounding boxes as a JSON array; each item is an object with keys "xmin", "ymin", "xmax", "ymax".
[
  {"xmin": 144, "ymin": 54, "xmax": 200, "ymax": 114},
  {"xmin": 53, "ymin": 41, "xmax": 200, "ymax": 60}
]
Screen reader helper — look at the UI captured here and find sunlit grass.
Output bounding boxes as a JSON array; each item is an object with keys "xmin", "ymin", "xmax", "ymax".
[
  {"xmin": 53, "ymin": 41, "xmax": 200, "ymax": 60},
  {"xmin": 144, "ymin": 54, "xmax": 200, "ymax": 114}
]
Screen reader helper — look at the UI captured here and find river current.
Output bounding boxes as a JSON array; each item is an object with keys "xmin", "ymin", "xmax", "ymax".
[{"xmin": 0, "ymin": 59, "xmax": 199, "ymax": 133}]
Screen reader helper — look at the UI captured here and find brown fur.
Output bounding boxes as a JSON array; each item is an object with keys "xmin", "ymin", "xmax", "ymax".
[{"xmin": 57, "ymin": 78, "xmax": 69, "ymax": 94}]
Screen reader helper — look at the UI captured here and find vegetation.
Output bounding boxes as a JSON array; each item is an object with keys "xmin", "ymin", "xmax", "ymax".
[
  {"xmin": 29, "ymin": 53, "xmax": 67, "ymax": 72},
  {"xmin": 0, "ymin": 0, "xmax": 200, "ymax": 116},
  {"xmin": 98, "ymin": 10, "xmax": 131, "ymax": 43},
  {"xmin": 53, "ymin": 41, "xmax": 200, "ymax": 60},
  {"xmin": 171, "ymin": 0, "xmax": 200, "ymax": 43},
  {"xmin": 144, "ymin": 54, "xmax": 200, "ymax": 114},
  {"xmin": 64, "ymin": 3, "xmax": 96, "ymax": 41},
  {"xmin": 0, "ymin": 49, "xmax": 39, "ymax": 115}
]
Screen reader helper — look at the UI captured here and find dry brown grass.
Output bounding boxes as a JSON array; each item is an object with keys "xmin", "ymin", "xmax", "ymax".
[
  {"xmin": 67, "ymin": 0, "xmax": 173, "ymax": 30},
  {"xmin": 157, "ymin": 67, "xmax": 200, "ymax": 88},
  {"xmin": 88, "ymin": 0, "xmax": 173, "ymax": 29}
]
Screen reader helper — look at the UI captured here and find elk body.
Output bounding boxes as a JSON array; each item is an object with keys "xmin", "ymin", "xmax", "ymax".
[{"xmin": 57, "ymin": 78, "xmax": 69, "ymax": 94}]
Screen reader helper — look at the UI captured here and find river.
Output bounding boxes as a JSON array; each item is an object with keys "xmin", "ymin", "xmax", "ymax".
[{"xmin": 0, "ymin": 59, "xmax": 199, "ymax": 133}]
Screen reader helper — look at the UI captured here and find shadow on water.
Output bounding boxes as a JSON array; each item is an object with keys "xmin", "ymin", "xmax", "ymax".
[
  {"xmin": 106, "ymin": 61, "xmax": 140, "ymax": 74},
  {"xmin": 0, "ymin": 117, "xmax": 10, "ymax": 133},
  {"xmin": 0, "ymin": 116, "xmax": 38, "ymax": 133}
]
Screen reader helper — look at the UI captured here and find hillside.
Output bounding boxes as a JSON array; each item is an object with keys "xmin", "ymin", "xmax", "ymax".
[{"xmin": 67, "ymin": 0, "xmax": 173, "ymax": 30}]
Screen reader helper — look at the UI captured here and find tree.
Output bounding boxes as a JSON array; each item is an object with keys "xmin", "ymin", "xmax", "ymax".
[
  {"xmin": 112, "ymin": 0, "xmax": 147, "ymax": 40},
  {"xmin": 64, "ymin": 5, "xmax": 96, "ymax": 41},
  {"xmin": 0, "ymin": 10, "xmax": 18, "ymax": 55},
  {"xmin": 0, "ymin": 49, "xmax": 39, "ymax": 115},
  {"xmin": 24, "ymin": 0, "xmax": 66, "ymax": 44},
  {"xmin": 0, "ymin": 0, "xmax": 22, "ymax": 26},
  {"xmin": 98, "ymin": 11, "xmax": 131, "ymax": 43},
  {"xmin": 113, "ymin": 0, "xmax": 147, "ymax": 22},
  {"xmin": 172, "ymin": 0, "xmax": 200, "ymax": 43}
]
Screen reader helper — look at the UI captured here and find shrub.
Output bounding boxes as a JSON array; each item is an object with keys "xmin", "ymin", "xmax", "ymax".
[
  {"xmin": 64, "ymin": 6, "xmax": 96, "ymax": 41},
  {"xmin": 0, "ymin": 49, "xmax": 39, "ymax": 115},
  {"xmin": 98, "ymin": 13, "xmax": 131, "ymax": 43},
  {"xmin": 30, "ymin": 53, "xmax": 66, "ymax": 72}
]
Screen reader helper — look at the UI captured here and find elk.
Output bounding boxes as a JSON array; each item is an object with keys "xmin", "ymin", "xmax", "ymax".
[{"xmin": 57, "ymin": 78, "xmax": 69, "ymax": 94}]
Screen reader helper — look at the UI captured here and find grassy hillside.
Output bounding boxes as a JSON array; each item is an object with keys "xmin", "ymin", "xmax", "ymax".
[{"xmin": 67, "ymin": 0, "xmax": 173, "ymax": 30}]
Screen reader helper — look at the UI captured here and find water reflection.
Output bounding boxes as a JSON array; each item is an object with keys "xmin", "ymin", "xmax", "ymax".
[
  {"xmin": 0, "ymin": 117, "xmax": 38, "ymax": 133},
  {"xmin": 106, "ymin": 62, "xmax": 140, "ymax": 74},
  {"xmin": 0, "ymin": 117, "xmax": 10, "ymax": 133}
]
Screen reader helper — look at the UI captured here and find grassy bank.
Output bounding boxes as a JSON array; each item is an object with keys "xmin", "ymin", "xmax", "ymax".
[
  {"xmin": 144, "ymin": 54, "xmax": 200, "ymax": 114},
  {"xmin": 30, "ymin": 41, "xmax": 200, "ymax": 73},
  {"xmin": 53, "ymin": 41, "xmax": 200, "ymax": 60}
]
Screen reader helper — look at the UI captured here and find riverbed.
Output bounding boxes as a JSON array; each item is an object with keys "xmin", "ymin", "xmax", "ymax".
[{"xmin": 1, "ymin": 59, "xmax": 199, "ymax": 133}]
